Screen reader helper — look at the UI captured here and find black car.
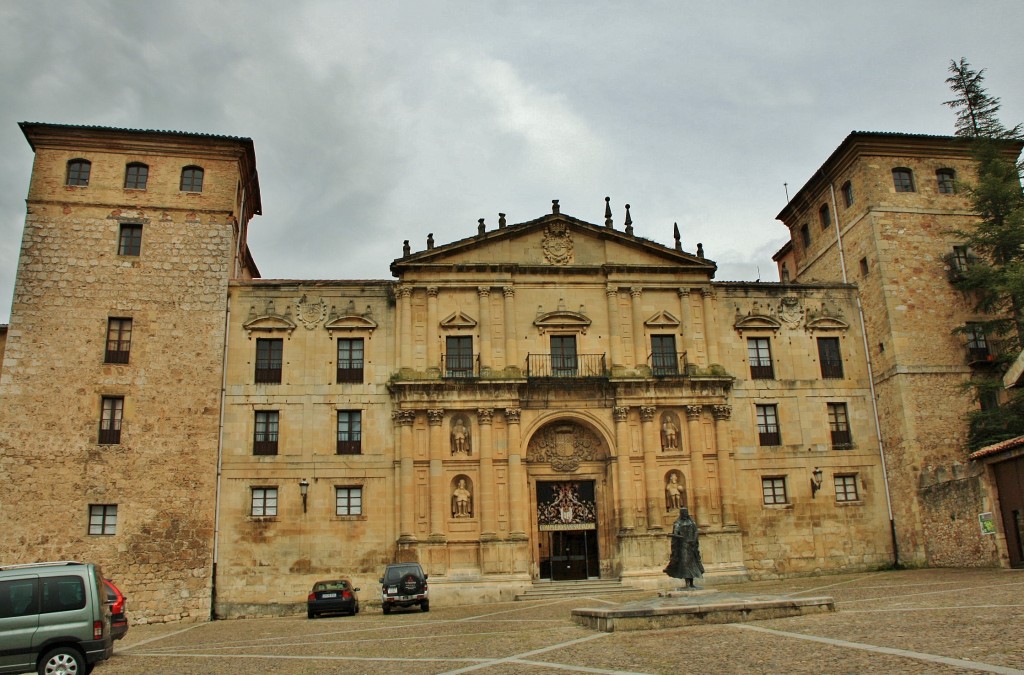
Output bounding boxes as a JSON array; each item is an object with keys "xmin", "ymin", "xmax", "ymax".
[
  {"xmin": 380, "ymin": 562, "xmax": 429, "ymax": 613},
  {"xmin": 307, "ymin": 578, "xmax": 360, "ymax": 618}
]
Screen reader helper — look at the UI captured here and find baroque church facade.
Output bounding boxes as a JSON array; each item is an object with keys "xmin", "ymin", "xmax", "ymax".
[{"xmin": 0, "ymin": 123, "xmax": 1016, "ymax": 623}]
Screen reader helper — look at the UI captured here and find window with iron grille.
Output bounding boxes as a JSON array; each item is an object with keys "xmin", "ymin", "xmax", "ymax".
[
  {"xmin": 255, "ymin": 338, "xmax": 283, "ymax": 383},
  {"xmin": 66, "ymin": 159, "xmax": 91, "ymax": 186},
  {"xmin": 762, "ymin": 476, "xmax": 787, "ymax": 505},
  {"xmin": 828, "ymin": 402, "xmax": 852, "ymax": 448},
  {"xmin": 99, "ymin": 396, "xmax": 123, "ymax": 445},
  {"xmin": 748, "ymin": 337, "xmax": 774, "ymax": 379},
  {"xmin": 936, "ymin": 168, "xmax": 956, "ymax": 194},
  {"xmin": 105, "ymin": 317, "xmax": 132, "ymax": 364},
  {"xmin": 251, "ymin": 487, "xmax": 277, "ymax": 516},
  {"xmin": 841, "ymin": 180, "xmax": 854, "ymax": 207},
  {"xmin": 124, "ymin": 162, "xmax": 148, "ymax": 190},
  {"xmin": 445, "ymin": 335, "xmax": 474, "ymax": 378},
  {"xmin": 817, "ymin": 337, "xmax": 843, "ymax": 379},
  {"xmin": 819, "ymin": 203, "xmax": 831, "ymax": 229},
  {"xmin": 253, "ymin": 411, "xmax": 279, "ymax": 455},
  {"xmin": 180, "ymin": 166, "xmax": 204, "ymax": 192},
  {"xmin": 551, "ymin": 335, "xmax": 578, "ymax": 376},
  {"xmin": 337, "ymin": 338, "xmax": 364, "ymax": 383},
  {"xmin": 88, "ymin": 504, "xmax": 117, "ymax": 535},
  {"xmin": 892, "ymin": 168, "xmax": 915, "ymax": 192},
  {"xmin": 966, "ymin": 325, "xmax": 991, "ymax": 362},
  {"xmin": 336, "ymin": 487, "xmax": 363, "ymax": 515},
  {"xmin": 337, "ymin": 410, "xmax": 362, "ymax": 455},
  {"xmin": 756, "ymin": 404, "xmax": 780, "ymax": 446},
  {"xmin": 651, "ymin": 334, "xmax": 679, "ymax": 375},
  {"xmin": 118, "ymin": 223, "xmax": 142, "ymax": 256},
  {"xmin": 835, "ymin": 474, "xmax": 859, "ymax": 502}
]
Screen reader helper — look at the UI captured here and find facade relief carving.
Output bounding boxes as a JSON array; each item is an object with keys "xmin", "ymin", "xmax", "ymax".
[
  {"xmin": 661, "ymin": 413, "xmax": 681, "ymax": 451},
  {"xmin": 665, "ymin": 471, "xmax": 686, "ymax": 511},
  {"xmin": 450, "ymin": 415, "xmax": 471, "ymax": 456},
  {"xmin": 451, "ymin": 477, "xmax": 473, "ymax": 518},
  {"xmin": 527, "ymin": 422, "xmax": 604, "ymax": 472},
  {"xmin": 541, "ymin": 223, "xmax": 574, "ymax": 265}
]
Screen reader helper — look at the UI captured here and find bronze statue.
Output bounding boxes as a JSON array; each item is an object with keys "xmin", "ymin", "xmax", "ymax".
[{"xmin": 664, "ymin": 507, "xmax": 704, "ymax": 588}]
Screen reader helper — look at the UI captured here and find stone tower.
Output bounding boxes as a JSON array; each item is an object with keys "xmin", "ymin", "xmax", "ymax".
[{"xmin": 0, "ymin": 123, "xmax": 261, "ymax": 621}]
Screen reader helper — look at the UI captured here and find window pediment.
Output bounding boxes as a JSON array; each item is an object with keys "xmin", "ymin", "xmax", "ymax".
[
  {"xmin": 243, "ymin": 301, "xmax": 296, "ymax": 337},
  {"xmin": 534, "ymin": 303, "xmax": 591, "ymax": 335},
  {"xmin": 325, "ymin": 302, "xmax": 377, "ymax": 334},
  {"xmin": 645, "ymin": 310, "xmax": 680, "ymax": 329},
  {"xmin": 440, "ymin": 311, "xmax": 477, "ymax": 330},
  {"xmin": 805, "ymin": 302, "xmax": 849, "ymax": 332},
  {"xmin": 734, "ymin": 314, "xmax": 781, "ymax": 332}
]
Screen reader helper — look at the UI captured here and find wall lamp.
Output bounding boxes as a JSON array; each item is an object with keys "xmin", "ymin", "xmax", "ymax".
[
  {"xmin": 810, "ymin": 467, "xmax": 824, "ymax": 498},
  {"xmin": 299, "ymin": 478, "xmax": 310, "ymax": 513}
]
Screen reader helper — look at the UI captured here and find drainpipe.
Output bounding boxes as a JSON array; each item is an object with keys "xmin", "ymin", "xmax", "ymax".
[{"xmin": 829, "ymin": 182, "xmax": 900, "ymax": 567}]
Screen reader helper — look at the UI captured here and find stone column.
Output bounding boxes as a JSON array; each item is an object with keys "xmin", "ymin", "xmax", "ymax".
[
  {"xmin": 397, "ymin": 410, "xmax": 417, "ymax": 541},
  {"xmin": 630, "ymin": 287, "xmax": 645, "ymax": 368},
  {"xmin": 686, "ymin": 405, "xmax": 710, "ymax": 527},
  {"xmin": 398, "ymin": 285, "xmax": 413, "ymax": 371},
  {"xmin": 700, "ymin": 289, "xmax": 720, "ymax": 365},
  {"xmin": 713, "ymin": 405, "xmax": 737, "ymax": 526},
  {"xmin": 606, "ymin": 286, "xmax": 623, "ymax": 369},
  {"xmin": 613, "ymin": 406, "xmax": 635, "ymax": 531},
  {"xmin": 478, "ymin": 287, "xmax": 491, "ymax": 372},
  {"xmin": 505, "ymin": 408, "xmax": 526, "ymax": 537},
  {"xmin": 427, "ymin": 409, "xmax": 445, "ymax": 538},
  {"xmin": 678, "ymin": 288, "xmax": 694, "ymax": 371},
  {"xmin": 477, "ymin": 408, "xmax": 497, "ymax": 538},
  {"xmin": 640, "ymin": 406, "xmax": 663, "ymax": 530},
  {"xmin": 426, "ymin": 287, "xmax": 439, "ymax": 373},
  {"xmin": 503, "ymin": 286, "xmax": 518, "ymax": 371}
]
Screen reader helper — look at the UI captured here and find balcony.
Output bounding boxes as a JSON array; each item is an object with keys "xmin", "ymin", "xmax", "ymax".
[
  {"xmin": 526, "ymin": 353, "xmax": 608, "ymax": 379},
  {"xmin": 966, "ymin": 346, "xmax": 996, "ymax": 367},
  {"xmin": 650, "ymin": 352, "xmax": 683, "ymax": 377},
  {"xmin": 830, "ymin": 429, "xmax": 853, "ymax": 449},
  {"xmin": 820, "ymin": 358, "xmax": 844, "ymax": 379},
  {"xmin": 443, "ymin": 353, "xmax": 480, "ymax": 379}
]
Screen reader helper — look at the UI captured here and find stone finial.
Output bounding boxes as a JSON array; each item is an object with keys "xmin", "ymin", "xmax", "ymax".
[
  {"xmin": 604, "ymin": 196, "xmax": 613, "ymax": 228},
  {"xmin": 403, "ymin": 240, "xmax": 411, "ymax": 256},
  {"xmin": 478, "ymin": 218, "xmax": 486, "ymax": 235},
  {"xmin": 697, "ymin": 242, "xmax": 704, "ymax": 259},
  {"xmin": 427, "ymin": 233, "xmax": 434, "ymax": 249},
  {"xmin": 624, "ymin": 204, "xmax": 633, "ymax": 235},
  {"xmin": 498, "ymin": 213, "xmax": 506, "ymax": 228},
  {"xmin": 674, "ymin": 222, "xmax": 681, "ymax": 251},
  {"xmin": 552, "ymin": 199, "xmax": 560, "ymax": 215}
]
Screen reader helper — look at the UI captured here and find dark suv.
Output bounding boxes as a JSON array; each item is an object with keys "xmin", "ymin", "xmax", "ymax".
[{"xmin": 379, "ymin": 563, "xmax": 429, "ymax": 613}]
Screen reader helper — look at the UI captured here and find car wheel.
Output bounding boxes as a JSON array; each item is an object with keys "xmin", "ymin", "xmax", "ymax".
[
  {"xmin": 421, "ymin": 600, "xmax": 430, "ymax": 612},
  {"xmin": 383, "ymin": 604, "xmax": 391, "ymax": 614},
  {"xmin": 38, "ymin": 646, "xmax": 84, "ymax": 675}
]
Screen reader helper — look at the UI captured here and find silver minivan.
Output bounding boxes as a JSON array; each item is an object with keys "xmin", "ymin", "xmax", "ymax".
[{"xmin": 0, "ymin": 561, "xmax": 113, "ymax": 674}]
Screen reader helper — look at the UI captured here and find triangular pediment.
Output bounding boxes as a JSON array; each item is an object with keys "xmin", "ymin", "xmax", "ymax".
[
  {"xmin": 645, "ymin": 310, "xmax": 680, "ymax": 329},
  {"xmin": 440, "ymin": 311, "xmax": 477, "ymax": 330}
]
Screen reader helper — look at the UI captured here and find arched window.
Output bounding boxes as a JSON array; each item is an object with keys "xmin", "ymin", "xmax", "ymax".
[
  {"xmin": 800, "ymin": 223, "xmax": 811, "ymax": 247},
  {"xmin": 936, "ymin": 168, "xmax": 956, "ymax": 194},
  {"xmin": 66, "ymin": 159, "xmax": 91, "ymax": 186},
  {"xmin": 892, "ymin": 168, "xmax": 915, "ymax": 193},
  {"xmin": 180, "ymin": 166, "xmax": 204, "ymax": 192},
  {"xmin": 819, "ymin": 204, "xmax": 831, "ymax": 229},
  {"xmin": 124, "ymin": 162, "xmax": 148, "ymax": 190}
]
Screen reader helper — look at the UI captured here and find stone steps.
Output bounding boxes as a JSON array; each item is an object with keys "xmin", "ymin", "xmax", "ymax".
[{"xmin": 515, "ymin": 579, "xmax": 642, "ymax": 601}]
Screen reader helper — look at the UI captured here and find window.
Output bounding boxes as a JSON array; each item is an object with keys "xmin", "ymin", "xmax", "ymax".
[
  {"xmin": 979, "ymin": 388, "xmax": 1000, "ymax": 412},
  {"xmin": 99, "ymin": 396, "xmax": 123, "ymax": 444},
  {"xmin": 118, "ymin": 223, "xmax": 142, "ymax": 256},
  {"xmin": 748, "ymin": 337, "xmax": 774, "ymax": 379},
  {"xmin": 651, "ymin": 334, "xmax": 679, "ymax": 375},
  {"xmin": 251, "ymin": 487, "xmax": 277, "ymax": 516},
  {"xmin": 762, "ymin": 476, "xmax": 788, "ymax": 505},
  {"xmin": 255, "ymin": 338, "xmax": 283, "ymax": 384},
  {"xmin": 817, "ymin": 337, "xmax": 843, "ymax": 379},
  {"xmin": 445, "ymin": 336, "xmax": 474, "ymax": 378},
  {"xmin": 859, "ymin": 257, "xmax": 869, "ymax": 276},
  {"xmin": 253, "ymin": 411, "xmax": 279, "ymax": 455},
  {"xmin": 66, "ymin": 159, "xmax": 91, "ymax": 186},
  {"xmin": 180, "ymin": 166, "xmax": 204, "ymax": 192},
  {"xmin": 952, "ymin": 245, "xmax": 970, "ymax": 272},
  {"xmin": 892, "ymin": 168, "xmax": 915, "ymax": 192},
  {"xmin": 551, "ymin": 335, "xmax": 578, "ymax": 377},
  {"xmin": 819, "ymin": 204, "xmax": 831, "ymax": 229},
  {"xmin": 337, "ymin": 410, "xmax": 362, "ymax": 455},
  {"xmin": 337, "ymin": 338, "xmax": 364, "ymax": 383},
  {"xmin": 336, "ymin": 487, "xmax": 363, "ymax": 515},
  {"xmin": 841, "ymin": 181, "xmax": 854, "ymax": 207},
  {"xmin": 40, "ymin": 576, "xmax": 86, "ymax": 614},
  {"xmin": 88, "ymin": 504, "xmax": 117, "ymax": 535},
  {"xmin": 105, "ymin": 317, "xmax": 132, "ymax": 364},
  {"xmin": 0, "ymin": 578, "xmax": 37, "ymax": 618},
  {"xmin": 936, "ymin": 168, "xmax": 956, "ymax": 194},
  {"xmin": 966, "ymin": 325, "xmax": 991, "ymax": 362},
  {"xmin": 124, "ymin": 163, "xmax": 148, "ymax": 190},
  {"xmin": 800, "ymin": 223, "xmax": 811, "ymax": 247},
  {"xmin": 835, "ymin": 474, "xmax": 859, "ymax": 502},
  {"xmin": 828, "ymin": 402, "xmax": 852, "ymax": 448},
  {"xmin": 756, "ymin": 404, "xmax": 780, "ymax": 446}
]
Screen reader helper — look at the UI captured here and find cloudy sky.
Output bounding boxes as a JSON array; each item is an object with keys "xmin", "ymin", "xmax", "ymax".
[{"xmin": 1, "ymin": 1, "xmax": 1022, "ymax": 323}]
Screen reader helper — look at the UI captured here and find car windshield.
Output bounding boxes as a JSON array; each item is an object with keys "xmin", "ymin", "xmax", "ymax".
[
  {"xmin": 313, "ymin": 580, "xmax": 349, "ymax": 592},
  {"xmin": 383, "ymin": 566, "xmax": 421, "ymax": 584}
]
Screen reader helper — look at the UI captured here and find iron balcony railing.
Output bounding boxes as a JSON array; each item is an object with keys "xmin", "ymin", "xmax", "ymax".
[
  {"xmin": 820, "ymin": 358, "xmax": 844, "ymax": 379},
  {"xmin": 442, "ymin": 352, "xmax": 480, "ymax": 379},
  {"xmin": 526, "ymin": 353, "xmax": 608, "ymax": 379},
  {"xmin": 831, "ymin": 429, "xmax": 853, "ymax": 449},
  {"xmin": 649, "ymin": 352, "xmax": 683, "ymax": 377}
]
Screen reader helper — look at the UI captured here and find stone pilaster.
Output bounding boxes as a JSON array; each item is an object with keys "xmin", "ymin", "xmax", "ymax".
[
  {"xmin": 613, "ymin": 406, "xmax": 635, "ymax": 531},
  {"xmin": 640, "ymin": 406, "xmax": 663, "ymax": 530}
]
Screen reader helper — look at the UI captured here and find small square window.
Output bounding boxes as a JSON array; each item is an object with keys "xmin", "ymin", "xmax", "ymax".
[
  {"xmin": 835, "ymin": 475, "xmax": 859, "ymax": 502},
  {"xmin": 937, "ymin": 169, "xmax": 956, "ymax": 194},
  {"xmin": 180, "ymin": 166, "xmax": 204, "ymax": 192},
  {"xmin": 252, "ymin": 487, "xmax": 278, "ymax": 516},
  {"xmin": 336, "ymin": 487, "xmax": 363, "ymax": 516},
  {"xmin": 124, "ymin": 163, "xmax": 148, "ymax": 190},
  {"xmin": 99, "ymin": 396, "xmax": 123, "ymax": 445},
  {"xmin": 892, "ymin": 168, "xmax": 915, "ymax": 192},
  {"xmin": 118, "ymin": 224, "xmax": 142, "ymax": 256},
  {"xmin": 66, "ymin": 159, "xmax": 91, "ymax": 187},
  {"xmin": 105, "ymin": 317, "xmax": 132, "ymax": 364},
  {"xmin": 762, "ymin": 477, "xmax": 788, "ymax": 505},
  {"xmin": 88, "ymin": 504, "xmax": 117, "ymax": 535}
]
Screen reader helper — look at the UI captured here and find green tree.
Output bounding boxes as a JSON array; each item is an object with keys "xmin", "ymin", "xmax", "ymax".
[{"xmin": 943, "ymin": 58, "xmax": 1024, "ymax": 450}]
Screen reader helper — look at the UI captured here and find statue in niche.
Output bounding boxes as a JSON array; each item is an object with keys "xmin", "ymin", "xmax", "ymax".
[
  {"xmin": 664, "ymin": 507, "xmax": 704, "ymax": 589},
  {"xmin": 661, "ymin": 415, "xmax": 680, "ymax": 451},
  {"xmin": 451, "ymin": 417, "xmax": 470, "ymax": 456},
  {"xmin": 665, "ymin": 473, "xmax": 685, "ymax": 511},
  {"xmin": 451, "ymin": 479, "xmax": 472, "ymax": 518}
]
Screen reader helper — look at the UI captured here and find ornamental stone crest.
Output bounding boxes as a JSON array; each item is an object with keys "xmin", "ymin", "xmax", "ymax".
[
  {"xmin": 779, "ymin": 296, "xmax": 803, "ymax": 328},
  {"xmin": 296, "ymin": 294, "xmax": 327, "ymax": 330},
  {"xmin": 542, "ymin": 224, "xmax": 574, "ymax": 265},
  {"xmin": 527, "ymin": 422, "xmax": 603, "ymax": 472}
]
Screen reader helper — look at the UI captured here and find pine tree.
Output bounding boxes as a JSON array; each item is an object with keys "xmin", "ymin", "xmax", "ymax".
[{"xmin": 943, "ymin": 58, "xmax": 1024, "ymax": 450}]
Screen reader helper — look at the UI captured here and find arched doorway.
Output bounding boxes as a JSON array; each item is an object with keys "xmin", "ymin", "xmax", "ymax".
[{"xmin": 537, "ymin": 480, "xmax": 599, "ymax": 580}]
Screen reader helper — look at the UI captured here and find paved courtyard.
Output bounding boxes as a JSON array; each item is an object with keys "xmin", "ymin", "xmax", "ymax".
[{"xmin": 102, "ymin": 567, "xmax": 1023, "ymax": 674}]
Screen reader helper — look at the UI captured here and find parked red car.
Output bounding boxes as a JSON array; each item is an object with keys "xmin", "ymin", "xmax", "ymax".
[{"xmin": 103, "ymin": 578, "xmax": 128, "ymax": 640}]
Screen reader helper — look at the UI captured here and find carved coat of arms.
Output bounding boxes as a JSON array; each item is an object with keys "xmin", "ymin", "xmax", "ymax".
[
  {"xmin": 779, "ymin": 296, "xmax": 803, "ymax": 328},
  {"xmin": 296, "ymin": 294, "xmax": 327, "ymax": 330},
  {"xmin": 527, "ymin": 423, "xmax": 601, "ymax": 472},
  {"xmin": 542, "ymin": 224, "xmax": 574, "ymax": 265}
]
